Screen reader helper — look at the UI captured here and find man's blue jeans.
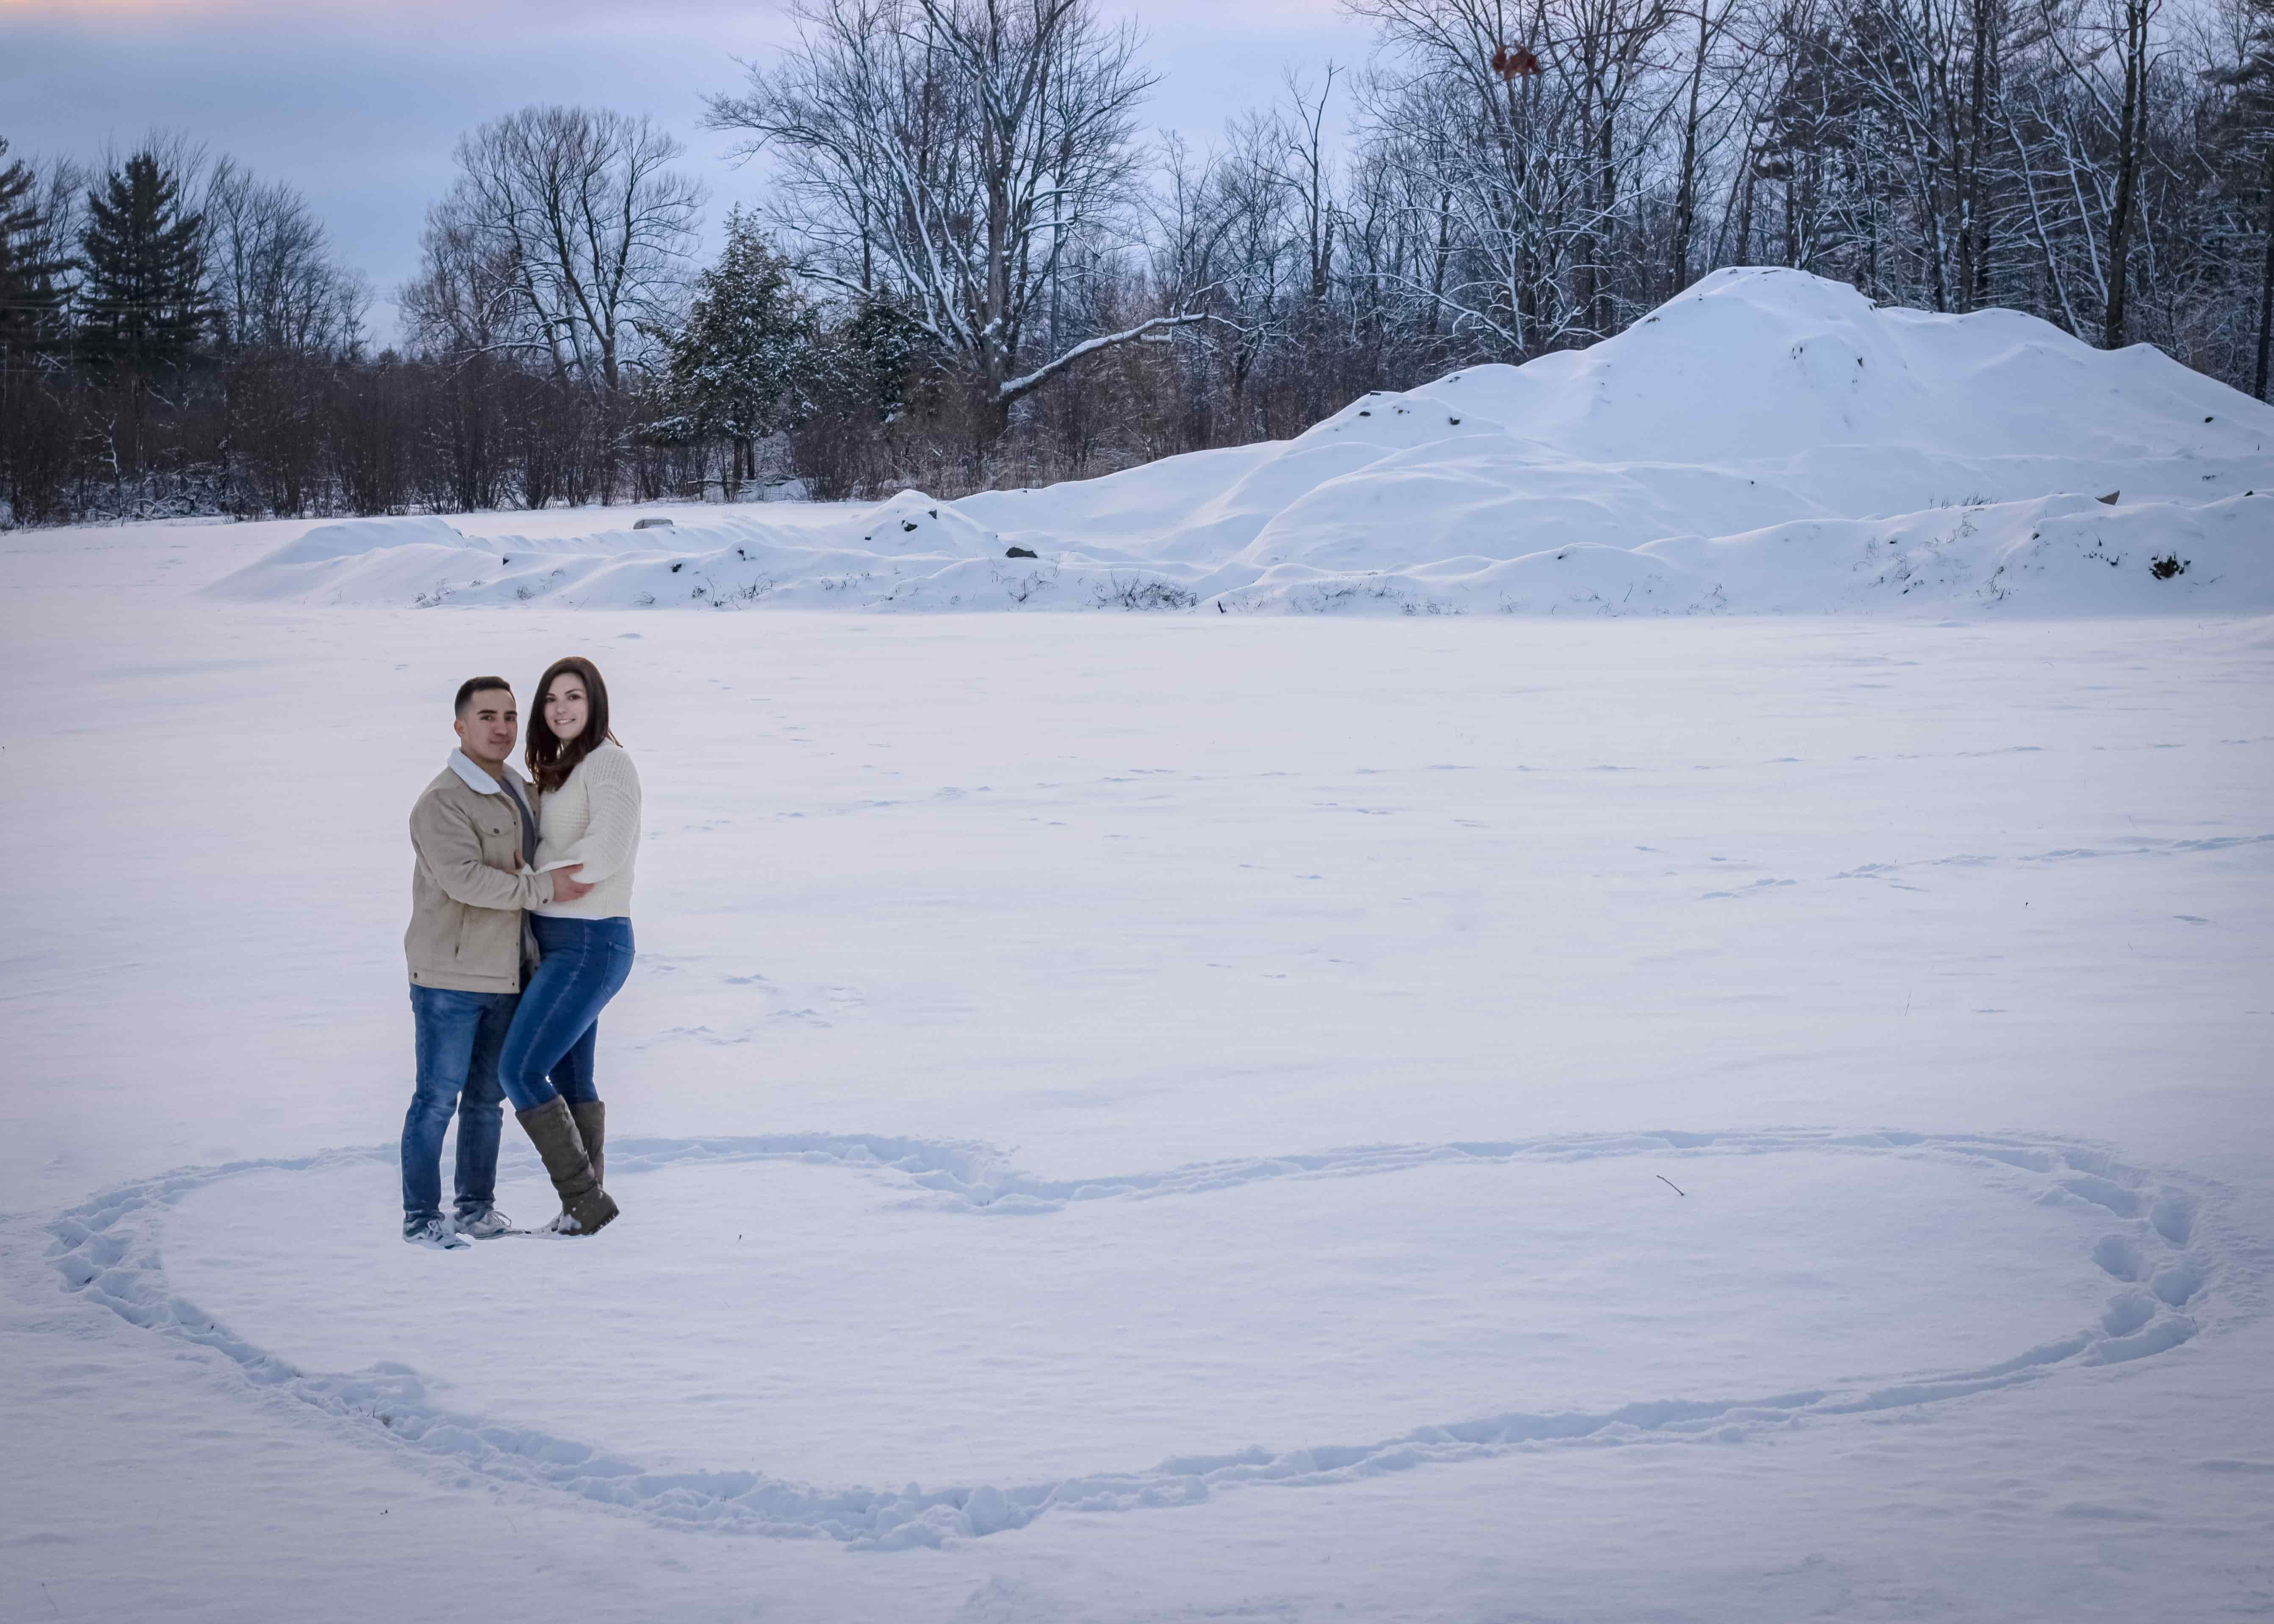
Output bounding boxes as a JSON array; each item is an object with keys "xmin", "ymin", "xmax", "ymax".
[
  {"xmin": 499, "ymin": 915, "xmax": 635, "ymax": 1112},
  {"xmin": 403, "ymin": 985, "xmax": 518, "ymax": 1227}
]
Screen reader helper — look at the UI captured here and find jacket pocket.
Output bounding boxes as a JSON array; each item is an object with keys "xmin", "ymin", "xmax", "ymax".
[{"xmin": 457, "ymin": 904, "xmax": 522, "ymax": 983}]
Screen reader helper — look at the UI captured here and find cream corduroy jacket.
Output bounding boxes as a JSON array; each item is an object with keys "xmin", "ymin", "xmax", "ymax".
[
  {"xmin": 405, "ymin": 753, "xmax": 552, "ymax": 993},
  {"xmin": 532, "ymin": 741, "xmax": 643, "ymax": 921}
]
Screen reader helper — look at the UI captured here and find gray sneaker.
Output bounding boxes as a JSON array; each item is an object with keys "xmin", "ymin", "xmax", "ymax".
[
  {"xmin": 454, "ymin": 1206, "xmax": 515, "ymax": 1240},
  {"xmin": 404, "ymin": 1216, "xmax": 469, "ymax": 1250}
]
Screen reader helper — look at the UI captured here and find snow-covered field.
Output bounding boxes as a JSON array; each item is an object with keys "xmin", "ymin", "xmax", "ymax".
[
  {"xmin": 5, "ymin": 279, "xmax": 2273, "ymax": 1621},
  {"xmin": 212, "ymin": 269, "xmax": 2274, "ymax": 620}
]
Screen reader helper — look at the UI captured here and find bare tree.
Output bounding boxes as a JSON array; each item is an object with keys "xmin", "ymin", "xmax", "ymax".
[
  {"xmin": 1670, "ymin": 0, "xmax": 1748, "ymax": 290},
  {"xmin": 204, "ymin": 161, "xmax": 368, "ymax": 357},
  {"xmin": 707, "ymin": 0, "xmax": 1197, "ymax": 437},
  {"xmin": 1266, "ymin": 68, "xmax": 1346, "ymax": 307},
  {"xmin": 429, "ymin": 106, "xmax": 704, "ymax": 393},
  {"xmin": 2099, "ymin": 0, "xmax": 2162, "ymax": 342},
  {"xmin": 1354, "ymin": 0, "xmax": 1681, "ymax": 351},
  {"xmin": 1188, "ymin": 103, "xmax": 1307, "ymax": 429}
]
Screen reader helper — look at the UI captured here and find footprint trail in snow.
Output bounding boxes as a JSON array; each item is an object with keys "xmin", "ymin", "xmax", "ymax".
[{"xmin": 44, "ymin": 1125, "xmax": 2233, "ymax": 1549}]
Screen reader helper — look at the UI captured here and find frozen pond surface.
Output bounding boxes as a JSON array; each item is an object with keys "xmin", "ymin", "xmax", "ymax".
[{"xmin": 2, "ymin": 511, "xmax": 2270, "ymax": 1618}]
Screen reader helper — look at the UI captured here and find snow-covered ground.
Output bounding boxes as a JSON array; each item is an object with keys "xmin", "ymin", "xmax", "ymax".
[
  {"xmin": 213, "ymin": 269, "xmax": 2274, "ymax": 619},
  {"xmin": 5, "ymin": 286, "xmax": 2273, "ymax": 1619}
]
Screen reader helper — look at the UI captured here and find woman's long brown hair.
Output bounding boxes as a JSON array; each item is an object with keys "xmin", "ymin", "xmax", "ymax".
[{"xmin": 526, "ymin": 656, "xmax": 619, "ymax": 794}]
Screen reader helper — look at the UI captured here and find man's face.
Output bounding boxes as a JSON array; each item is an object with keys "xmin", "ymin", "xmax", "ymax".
[{"xmin": 453, "ymin": 688, "xmax": 518, "ymax": 764}]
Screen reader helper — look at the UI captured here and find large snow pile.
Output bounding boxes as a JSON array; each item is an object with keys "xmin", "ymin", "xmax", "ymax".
[{"xmin": 215, "ymin": 268, "xmax": 2274, "ymax": 615}]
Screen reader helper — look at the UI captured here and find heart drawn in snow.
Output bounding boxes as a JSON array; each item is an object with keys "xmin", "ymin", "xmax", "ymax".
[{"xmin": 50, "ymin": 1128, "xmax": 2219, "ymax": 1549}]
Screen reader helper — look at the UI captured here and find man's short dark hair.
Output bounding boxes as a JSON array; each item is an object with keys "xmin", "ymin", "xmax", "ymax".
[{"xmin": 454, "ymin": 676, "xmax": 514, "ymax": 717}]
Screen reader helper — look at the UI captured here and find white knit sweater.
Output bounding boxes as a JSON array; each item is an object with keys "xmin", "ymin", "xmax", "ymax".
[{"xmin": 532, "ymin": 741, "xmax": 643, "ymax": 921}]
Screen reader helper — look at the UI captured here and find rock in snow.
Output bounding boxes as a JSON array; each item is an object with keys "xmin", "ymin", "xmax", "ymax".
[{"xmin": 213, "ymin": 269, "xmax": 2274, "ymax": 616}]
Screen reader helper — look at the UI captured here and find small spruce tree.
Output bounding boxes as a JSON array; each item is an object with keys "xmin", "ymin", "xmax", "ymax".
[
  {"xmin": 77, "ymin": 150, "xmax": 210, "ymax": 379},
  {"xmin": 663, "ymin": 209, "xmax": 817, "ymax": 491},
  {"xmin": 842, "ymin": 297, "xmax": 927, "ymax": 424},
  {"xmin": 0, "ymin": 138, "xmax": 68, "ymax": 360}
]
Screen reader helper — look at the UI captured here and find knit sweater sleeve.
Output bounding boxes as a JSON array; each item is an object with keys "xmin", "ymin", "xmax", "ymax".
[{"xmin": 551, "ymin": 746, "xmax": 643, "ymax": 885}]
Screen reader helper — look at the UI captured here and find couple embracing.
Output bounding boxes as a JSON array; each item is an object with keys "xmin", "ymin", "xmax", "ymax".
[{"xmin": 400, "ymin": 656, "xmax": 641, "ymax": 1248}]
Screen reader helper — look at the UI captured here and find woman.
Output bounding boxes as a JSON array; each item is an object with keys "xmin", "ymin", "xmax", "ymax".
[{"xmin": 500, "ymin": 655, "xmax": 642, "ymax": 1235}]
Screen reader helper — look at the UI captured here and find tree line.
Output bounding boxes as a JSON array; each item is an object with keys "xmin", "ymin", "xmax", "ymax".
[{"xmin": 3, "ymin": 0, "xmax": 2270, "ymax": 527}]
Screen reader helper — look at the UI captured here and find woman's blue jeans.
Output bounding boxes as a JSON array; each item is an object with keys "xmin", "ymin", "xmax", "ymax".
[{"xmin": 499, "ymin": 915, "xmax": 635, "ymax": 1112}]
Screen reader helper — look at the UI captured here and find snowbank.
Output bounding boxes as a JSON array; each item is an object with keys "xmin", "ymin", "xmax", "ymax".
[{"xmin": 212, "ymin": 268, "xmax": 2274, "ymax": 616}]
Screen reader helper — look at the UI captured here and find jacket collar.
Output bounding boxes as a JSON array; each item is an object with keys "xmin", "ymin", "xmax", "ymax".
[{"xmin": 447, "ymin": 750, "xmax": 530, "ymax": 797}]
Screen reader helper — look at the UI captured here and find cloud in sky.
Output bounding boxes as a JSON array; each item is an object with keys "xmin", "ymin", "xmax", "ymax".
[{"xmin": 2, "ymin": 0, "xmax": 1371, "ymax": 340}]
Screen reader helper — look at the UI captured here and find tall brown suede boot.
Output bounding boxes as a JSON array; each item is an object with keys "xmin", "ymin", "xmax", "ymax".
[
  {"xmin": 568, "ymin": 1100, "xmax": 605, "ymax": 1188},
  {"xmin": 516, "ymin": 1097, "xmax": 619, "ymax": 1235}
]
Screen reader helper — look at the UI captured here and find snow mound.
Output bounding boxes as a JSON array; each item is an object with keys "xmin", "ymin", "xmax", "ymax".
[{"xmin": 213, "ymin": 269, "xmax": 2274, "ymax": 616}]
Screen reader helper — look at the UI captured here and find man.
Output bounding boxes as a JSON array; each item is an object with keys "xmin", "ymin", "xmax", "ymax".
[{"xmin": 400, "ymin": 677, "xmax": 590, "ymax": 1249}]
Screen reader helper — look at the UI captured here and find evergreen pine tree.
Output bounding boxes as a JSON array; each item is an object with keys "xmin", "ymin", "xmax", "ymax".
[
  {"xmin": 663, "ymin": 209, "xmax": 817, "ymax": 485},
  {"xmin": 0, "ymin": 137, "xmax": 66, "ymax": 360},
  {"xmin": 77, "ymin": 150, "xmax": 209, "ymax": 378},
  {"xmin": 842, "ymin": 297, "xmax": 927, "ymax": 425}
]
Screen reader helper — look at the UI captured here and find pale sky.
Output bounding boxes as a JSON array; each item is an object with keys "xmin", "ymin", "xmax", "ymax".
[{"xmin": 1, "ymin": 0, "xmax": 1373, "ymax": 340}]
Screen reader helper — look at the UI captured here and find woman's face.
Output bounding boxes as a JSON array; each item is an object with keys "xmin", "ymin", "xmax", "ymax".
[{"xmin": 545, "ymin": 673, "xmax": 590, "ymax": 744}]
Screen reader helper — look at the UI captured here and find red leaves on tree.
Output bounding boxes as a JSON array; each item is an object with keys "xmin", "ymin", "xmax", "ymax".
[{"xmin": 1490, "ymin": 44, "xmax": 1542, "ymax": 80}]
